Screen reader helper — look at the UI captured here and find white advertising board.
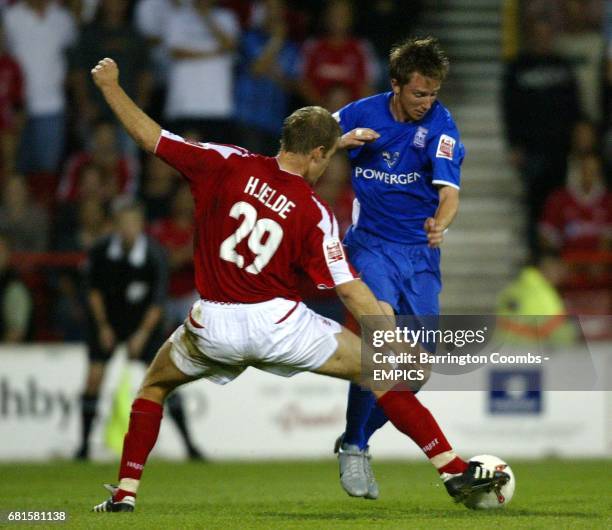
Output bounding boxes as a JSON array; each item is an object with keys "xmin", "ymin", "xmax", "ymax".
[{"xmin": 0, "ymin": 345, "xmax": 610, "ymax": 460}]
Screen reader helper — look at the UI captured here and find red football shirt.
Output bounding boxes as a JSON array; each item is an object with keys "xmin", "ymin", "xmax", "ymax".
[
  {"xmin": 154, "ymin": 130, "xmax": 358, "ymax": 303},
  {"xmin": 301, "ymin": 37, "xmax": 375, "ymax": 102},
  {"xmin": 57, "ymin": 152, "xmax": 139, "ymax": 202},
  {"xmin": 539, "ymin": 186, "xmax": 612, "ymax": 252}
]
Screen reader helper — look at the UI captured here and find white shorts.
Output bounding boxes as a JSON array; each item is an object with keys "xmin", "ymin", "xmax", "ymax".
[{"xmin": 169, "ymin": 298, "xmax": 342, "ymax": 384}]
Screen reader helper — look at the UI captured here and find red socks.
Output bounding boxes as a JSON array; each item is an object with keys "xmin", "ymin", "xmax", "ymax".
[
  {"xmin": 115, "ymin": 398, "xmax": 163, "ymax": 500},
  {"xmin": 438, "ymin": 456, "xmax": 469, "ymax": 475},
  {"xmin": 377, "ymin": 389, "xmax": 467, "ymax": 474}
]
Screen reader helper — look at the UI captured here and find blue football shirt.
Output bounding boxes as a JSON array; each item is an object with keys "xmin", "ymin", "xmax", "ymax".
[{"xmin": 335, "ymin": 92, "xmax": 465, "ymax": 244}]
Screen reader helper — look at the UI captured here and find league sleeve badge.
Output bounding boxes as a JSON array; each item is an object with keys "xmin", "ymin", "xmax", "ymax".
[
  {"xmin": 436, "ymin": 134, "xmax": 456, "ymax": 160},
  {"xmin": 324, "ymin": 238, "xmax": 345, "ymax": 264}
]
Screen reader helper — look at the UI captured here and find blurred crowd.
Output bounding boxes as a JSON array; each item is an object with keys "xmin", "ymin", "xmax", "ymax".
[
  {"xmin": 0, "ymin": 0, "xmax": 423, "ymax": 342},
  {"xmin": 501, "ymin": 0, "xmax": 611, "ymax": 317},
  {"xmin": 0, "ymin": 0, "xmax": 609, "ymax": 343}
]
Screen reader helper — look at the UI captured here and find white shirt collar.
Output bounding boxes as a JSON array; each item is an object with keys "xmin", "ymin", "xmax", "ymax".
[
  {"xmin": 275, "ymin": 157, "xmax": 303, "ymax": 177},
  {"xmin": 107, "ymin": 234, "xmax": 148, "ymax": 267}
]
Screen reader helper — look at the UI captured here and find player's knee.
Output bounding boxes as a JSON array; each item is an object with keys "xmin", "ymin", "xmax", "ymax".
[
  {"xmin": 137, "ymin": 380, "xmax": 169, "ymax": 404},
  {"xmin": 138, "ymin": 342, "xmax": 187, "ymax": 403},
  {"xmin": 139, "ymin": 367, "xmax": 172, "ymax": 402}
]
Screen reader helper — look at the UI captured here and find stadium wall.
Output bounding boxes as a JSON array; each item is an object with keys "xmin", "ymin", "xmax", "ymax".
[{"xmin": 0, "ymin": 345, "xmax": 610, "ymax": 461}]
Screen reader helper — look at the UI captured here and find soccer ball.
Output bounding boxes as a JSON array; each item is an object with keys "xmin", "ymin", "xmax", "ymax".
[{"xmin": 463, "ymin": 454, "xmax": 515, "ymax": 509}]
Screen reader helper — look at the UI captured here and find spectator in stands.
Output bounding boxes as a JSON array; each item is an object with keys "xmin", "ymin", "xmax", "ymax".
[
  {"xmin": 53, "ymin": 163, "xmax": 112, "ymax": 342},
  {"xmin": 234, "ymin": 0, "xmax": 300, "ymax": 155},
  {"xmin": 139, "ymin": 153, "xmax": 179, "ymax": 223},
  {"xmin": 354, "ymin": 0, "xmax": 422, "ymax": 88},
  {"xmin": 607, "ymin": 0, "xmax": 612, "ymax": 41},
  {"xmin": 53, "ymin": 194, "xmax": 112, "ymax": 342},
  {"xmin": 502, "ymin": 18, "xmax": 580, "ymax": 258},
  {"xmin": 163, "ymin": 0, "xmax": 240, "ymax": 142},
  {"xmin": 76, "ymin": 198, "xmax": 112, "ymax": 249},
  {"xmin": 54, "ymin": 163, "xmax": 112, "ymax": 247},
  {"xmin": 604, "ymin": 41, "xmax": 612, "ymax": 180},
  {"xmin": 0, "ymin": 174, "xmax": 48, "ymax": 251},
  {"xmin": 56, "ymin": 195, "xmax": 112, "ymax": 252},
  {"xmin": 70, "ymin": 0, "xmax": 152, "ymax": 152},
  {"xmin": 3, "ymin": 0, "xmax": 76, "ymax": 174},
  {"xmin": 221, "ymin": 0, "xmax": 256, "ymax": 29},
  {"xmin": 0, "ymin": 25, "xmax": 23, "ymax": 177},
  {"xmin": 134, "ymin": 0, "xmax": 181, "ymax": 121},
  {"xmin": 323, "ymin": 84, "xmax": 353, "ymax": 114},
  {"xmin": 250, "ymin": 0, "xmax": 309, "ymax": 43},
  {"xmin": 0, "ymin": 232, "xmax": 32, "ymax": 342},
  {"xmin": 77, "ymin": 197, "xmax": 202, "ymax": 459},
  {"xmin": 300, "ymin": 0, "xmax": 376, "ymax": 108},
  {"xmin": 150, "ymin": 183, "xmax": 197, "ymax": 329},
  {"xmin": 556, "ymin": 0, "xmax": 604, "ymax": 122},
  {"xmin": 57, "ymin": 121, "xmax": 138, "ymax": 203},
  {"xmin": 539, "ymin": 153, "xmax": 611, "ymax": 254}
]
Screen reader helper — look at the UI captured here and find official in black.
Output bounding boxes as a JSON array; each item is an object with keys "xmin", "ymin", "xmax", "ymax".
[{"xmin": 76, "ymin": 197, "xmax": 202, "ymax": 459}]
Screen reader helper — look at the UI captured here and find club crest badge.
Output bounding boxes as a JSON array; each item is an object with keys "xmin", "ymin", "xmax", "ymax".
[
  {"xmin": 413, "ymin": 126, "xmax": 428, "ymax": 148},
  {"xmin": 382, "ymin": 151, "xmax": 400, "ymax": 168}
]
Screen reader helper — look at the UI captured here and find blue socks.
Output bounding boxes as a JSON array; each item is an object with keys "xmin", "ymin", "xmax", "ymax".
[{"xmin": 343, "ymin": 382, "xmax": 389, "ymax": 450}]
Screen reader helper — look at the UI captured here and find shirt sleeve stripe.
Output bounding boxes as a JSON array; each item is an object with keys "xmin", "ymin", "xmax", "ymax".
[
  {"xmin": 311, "ymin": 195, "xmax": 355, "ymax": 287},
  {"xmin": 432, "ymin": 180, "xmax": 460, "ymax": 190},
  {"xmin": 153, "ymin": 130, "xmax": 164, "ymax": 154},
  {"xmin": 156, "ymin": 130, "xmax": 248, "ymax": 159}
]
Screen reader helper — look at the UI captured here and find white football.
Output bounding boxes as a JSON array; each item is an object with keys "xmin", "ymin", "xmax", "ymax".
[{"xmin": 463, "ymin": 454, "xmax": 515, "ymax": 509}]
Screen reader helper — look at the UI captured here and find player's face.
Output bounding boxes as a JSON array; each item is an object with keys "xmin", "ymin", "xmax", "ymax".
[
  {"xmin": 116, "ymin": 210, "xmax": 145, "ymax": 246},
  {"xmin": 392, "ymin": 73, "xmax": 441, "ymax": 122},
  {"xmin": 305, "ymin": 146, "xmax": 338, "ymax": 185}
]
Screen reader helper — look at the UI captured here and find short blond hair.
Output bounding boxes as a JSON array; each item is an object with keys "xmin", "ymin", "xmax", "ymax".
[{"xmin": 280, "ymin": 106, "xmax": 341, "ymax": 155}]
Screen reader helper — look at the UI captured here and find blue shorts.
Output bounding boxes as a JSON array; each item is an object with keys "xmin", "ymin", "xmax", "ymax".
[{"xmin": 343, "ymin": 227, "xmax": 441, "ymax": 317}]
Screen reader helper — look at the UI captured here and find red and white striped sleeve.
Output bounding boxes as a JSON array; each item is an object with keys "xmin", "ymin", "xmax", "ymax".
[
  {"xmin": 300, "ymin": 194, "xmax": 359, "ymax": 289},
  {"xmin": 154, "ymin": 130, "xmax": 249, "ymax": 182}
]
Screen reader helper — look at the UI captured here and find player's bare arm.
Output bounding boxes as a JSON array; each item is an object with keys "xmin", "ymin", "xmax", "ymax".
[
  {"xmin": 91, "ymin": 58, "xmax": 161, "ymax": 153},
  {"xmin": 335, "ymin": 278, "xmax": 393, "ymax": 326},
  {"xmin": 337, "ymin": 128, "xmax": 380, "ymax": 150},
  {"xmin": 425, "ymin": 185, "xmax": 460, "ymax": 248}
]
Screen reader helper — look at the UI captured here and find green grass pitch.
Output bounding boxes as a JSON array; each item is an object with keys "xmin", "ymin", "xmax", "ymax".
[{"xmin": 0, "ymin": 459, "xmax": 610, "ymax": 529}]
